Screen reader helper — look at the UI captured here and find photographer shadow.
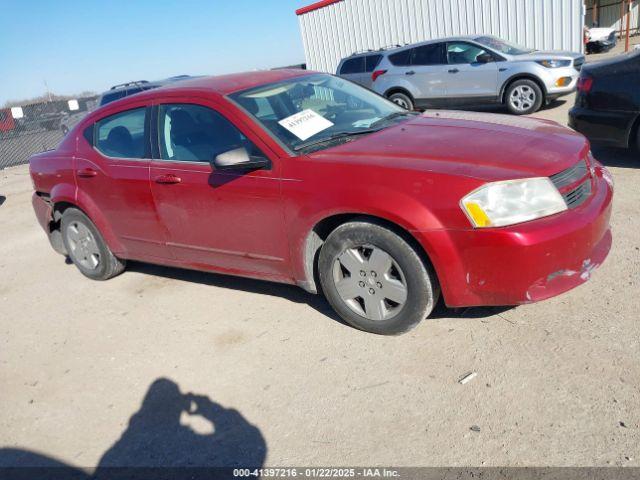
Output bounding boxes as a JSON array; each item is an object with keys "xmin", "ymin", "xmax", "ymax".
[{"xmin": 0, "ymin": 378, "xmax": 266, "ymax": 479}]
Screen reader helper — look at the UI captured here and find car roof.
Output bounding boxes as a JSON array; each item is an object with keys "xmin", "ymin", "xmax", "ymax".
[
  {"xmin": 83, "ymin": 69, "xmax": 316, "ymax": 120},
  {"xmin": 386, "ymin": 35, "xmax": 479, "ymax": 52},
  {"xmin": 339, "ymin": 35, "xmax": 482, "ymax": 61},
  {"xmin": 134, "ymin": 69, "xmax": 314, "ymax": 98}
]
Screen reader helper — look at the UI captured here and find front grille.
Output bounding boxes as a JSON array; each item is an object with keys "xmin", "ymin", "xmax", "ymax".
[
  {"xmin": 550, "ymin": 159, "xmax": 592, "ymax": 209},
  {"xmin": 550, "ymin": 159, "xmax": 588, "ymax": 189},
  {"xmin": 574, "ymin": 56, "xmax": 585, "ymax": 71},
  {"xmin": 563, "ymin": 179, "xmax": 592, "ymax": 208}
]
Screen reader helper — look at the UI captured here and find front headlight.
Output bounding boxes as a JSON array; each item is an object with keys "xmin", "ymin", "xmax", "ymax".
[
  {"xmin": 537, "ymin": 59, "xmax": 572, "ymax": 68},
  {"xmin": 460, "ymin": 178, "xmax": 567, "ymax": 228}
]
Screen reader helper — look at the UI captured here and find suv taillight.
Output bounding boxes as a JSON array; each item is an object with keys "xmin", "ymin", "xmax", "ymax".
[
  {"xmin": 577, "ymin": 76, "xmax": 593, "ymax": 94},
  {"xmin": 372, "ymin": 69, "xmax": 387, "ymax": 82}
]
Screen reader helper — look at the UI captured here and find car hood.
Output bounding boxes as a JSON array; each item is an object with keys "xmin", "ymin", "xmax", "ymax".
[
  {"xmin": 310, "ymin": 111, "xmax": 589, "ymax": 181},
  {"xmin": 509, "ymin": 50, "xmax": 584, "ymax": 61},
  {"xmin": 587, "ymin": 28, "xmax": 616, "ymax": 41}
]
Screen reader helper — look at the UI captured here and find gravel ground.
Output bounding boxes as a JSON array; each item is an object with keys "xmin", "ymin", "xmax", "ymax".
[{"xmin": 0, "ymin": 48, "xmax": 639, "ymax": 470}]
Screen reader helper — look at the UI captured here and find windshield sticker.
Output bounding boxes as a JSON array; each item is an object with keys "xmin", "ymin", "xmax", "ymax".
[{"xmin": 278, "ymin": 109, "xmax": 334, "ymax": 141}]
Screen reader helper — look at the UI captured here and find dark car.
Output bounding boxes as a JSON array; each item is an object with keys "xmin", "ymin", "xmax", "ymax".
[{"xmin": 569, "ymin": 50, "xmax": 640, "ymax": 151}]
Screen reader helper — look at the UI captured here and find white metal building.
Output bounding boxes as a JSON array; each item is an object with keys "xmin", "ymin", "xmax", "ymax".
[{"xmin": 296, "ymin": 0, "xmax": 587, "ymax": 73}]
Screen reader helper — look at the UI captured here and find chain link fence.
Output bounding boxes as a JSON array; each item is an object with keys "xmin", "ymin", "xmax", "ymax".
[{"xmin": 0, "ymin": 96, "xmax": 98, "ymax": 170}]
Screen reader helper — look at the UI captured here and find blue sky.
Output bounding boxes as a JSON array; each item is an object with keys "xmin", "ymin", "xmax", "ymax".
[{"xmin": 0, "ymin": 0, "xmax": 312, "ymax": 104}]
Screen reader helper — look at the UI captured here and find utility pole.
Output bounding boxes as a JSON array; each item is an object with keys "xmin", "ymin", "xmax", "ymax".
[
  {"xmin": 43, "ymin": 79, "xmax": 52, "ymax": 102},
  {"xmin": 624, "ymin": 0, "xmax": 631, "ymax": 52},
  {"xmin": 619, "ymin": 0, "xmax": 625, "ymax": 38}
]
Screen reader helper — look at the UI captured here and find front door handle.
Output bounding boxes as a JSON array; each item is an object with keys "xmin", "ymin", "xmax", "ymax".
[
  {"xmin": 405, "ymin": 70, "xmax": 416, "ymax": 76},
  {"xmin": 448, "ymin": 68, "xmax": 460, "ymax": 74},
  {"xmin": 77, "ymin": 168, "xmax": 97, "ymax": 178},
  {"xmin": 155, "ymin": 174, "xmax": 182, "ymax": 185}
]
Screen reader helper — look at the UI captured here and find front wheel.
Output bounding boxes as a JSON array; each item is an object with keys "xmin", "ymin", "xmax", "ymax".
[
  {"xmin": 61, "ymin": 208, "xmax": 126, "ymax": 280},
  {"xmin": 505, "ymin": 79, "xmax": 543, "ymax": 115},
  {"xmin": 319, "ymin": 220, "xmax": 439, "ymax": 335}
]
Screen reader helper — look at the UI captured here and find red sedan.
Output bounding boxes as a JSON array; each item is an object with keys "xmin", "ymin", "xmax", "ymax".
[{"xmin": 29, "ymin": 70, "xmax": 613, "ymax": 335}]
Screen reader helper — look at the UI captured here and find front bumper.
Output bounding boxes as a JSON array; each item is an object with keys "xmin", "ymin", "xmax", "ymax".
[
  {"xmin": 418, "ymin": 166, "xmax": 613, "ymax": 307},
  {"xmin": 542, "ymin": 66, "xmax": 580, "ymax": 97}
]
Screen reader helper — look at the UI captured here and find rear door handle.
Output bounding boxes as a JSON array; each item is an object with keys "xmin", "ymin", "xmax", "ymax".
[
  {"xmin": 77, "ymin": 168, "xmax": 97, "ymax": 178},
  {"xmin": 155, "ymin": 174, "xmax": 182, "ymax": 185},
  {"xmin": 448, "ymin": 69, "xmax": 460, "ymax": 74},
  {"xmin": 405, "ymin": 70, "xmax": 416, "ymax": 76}
]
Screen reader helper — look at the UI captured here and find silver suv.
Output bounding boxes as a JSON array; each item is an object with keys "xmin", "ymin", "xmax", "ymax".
[{"xmin": 336, "ymin": 35, "xmax": 585, "ymax": 115}]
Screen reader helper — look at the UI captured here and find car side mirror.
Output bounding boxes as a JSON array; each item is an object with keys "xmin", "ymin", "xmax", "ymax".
[
  {"xmin": 476, "ymin": 53, "xmax": 495, "ymax": 64},
  {"xmin": 212, "ymin": 147, "xmax": 269, "ymax": 171}
]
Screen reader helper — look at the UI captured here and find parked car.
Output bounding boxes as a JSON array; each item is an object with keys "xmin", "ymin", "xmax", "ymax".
[
  {"xmin": 29, "ymin": 70, "xmax": 613, "ymax": 335},
  {"xmin": 60, "ymin": 76, "xmax": 194, "ymax": 134},
  {"xmin": 585, "ymin": 27, "xmax": 617, "ymax": 54},
  {"xmin": 569, "ymin": 49, "xmax": 640, "ymax": 151},
  {"xmin": 337, "ymin": 35, "xmax": 584, "ymax": 115}
]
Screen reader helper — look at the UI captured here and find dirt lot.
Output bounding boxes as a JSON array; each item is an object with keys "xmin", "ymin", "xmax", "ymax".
[{"xmin": 1, "ymin": 50, "xmax": 639, "ymax": 470}]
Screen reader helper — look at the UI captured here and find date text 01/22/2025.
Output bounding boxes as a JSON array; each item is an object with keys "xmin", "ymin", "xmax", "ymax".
[{"xmin": 233, "ymin": 467, "xmax": 400, "ymax": 478}]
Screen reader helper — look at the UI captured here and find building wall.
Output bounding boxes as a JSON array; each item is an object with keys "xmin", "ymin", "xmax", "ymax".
[
  {"xmin": 585, "ymin": 0, "xmax": 639, "ymax": 33},
  {"xmin": 298, "ymin": 0, "xmax": 586, "ymax": 73}
]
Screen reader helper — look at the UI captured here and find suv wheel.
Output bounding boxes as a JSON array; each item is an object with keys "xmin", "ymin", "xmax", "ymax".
[
  {"xmin": 505, "ymin": 79, "xmax": 543, "ymax": 115},
  {"xmin": 388, "ymin": 92, "xmax": 414, "ymax": 111},
  {"xmin": 319, "ymin": 220, "xmax": 439, "ymax": 335},
  {"xmin": 61, "ymin": 208, "xmax": 126, "ymax": 280}
]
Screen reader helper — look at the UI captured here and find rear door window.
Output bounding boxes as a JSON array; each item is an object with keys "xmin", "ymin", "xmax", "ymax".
[
  {"xmin": 95, "ymin": 107, "xmax": 147, "ymax": 159},
  {"xmin": 412, "ymin": 44, "xmax": 445, "ymax": 66},
  {"xmin": 340, "ymin": 57, "xmax": 365, "ymax": 74},
  {"xmin": 388, "ymin": 49, "xmax": 412, "ymax": 67}
]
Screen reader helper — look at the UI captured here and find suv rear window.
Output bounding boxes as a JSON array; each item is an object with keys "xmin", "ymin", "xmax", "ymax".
[
  {"xmin": 365, "ymin": 54, "xmax": 383, "ymax": 72},
  {"xmin": 340, "ymin": 57, "xmax": 365, "ymax": 74}
]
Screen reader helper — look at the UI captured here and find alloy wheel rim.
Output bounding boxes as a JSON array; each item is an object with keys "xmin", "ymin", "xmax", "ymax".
[
  {"xmin": 67, "ymin": 222, "xmax": 100, "ymax": 270},
  {"xmin": 332, "ymin": 245, "xmax": 408, "ymax": 321},
  {"xmin": 510, "ymin": 85, "xmax": 536, "ymax": 112},
  {"xmin": 392, "ymin": 97, "xmax": 410, "ymax": 109}
]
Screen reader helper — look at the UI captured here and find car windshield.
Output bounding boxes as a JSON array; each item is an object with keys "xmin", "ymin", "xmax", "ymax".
[
  {"xmin": 229, "ymin": 74, "xmax": 409, "ymax": 152},
  {"xmin": 474, "ymin": 36, "xmax": 535, "ymax": 55}
]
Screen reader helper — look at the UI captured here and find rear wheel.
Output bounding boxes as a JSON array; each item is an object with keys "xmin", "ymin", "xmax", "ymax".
[
  {"xmin": 388, "ymin": 92, "xmax": 414, "ymax": 111},
  {"xmin": 61, "ymin": 208, "xmax": 125, "ymax": 280},
  {"xmin": 319, "ymin": 220, "xmax": 438, "ymax": 335},
  {"xmin": 505, "ymin": 79, "xmax": 543, "ymax": 115}
]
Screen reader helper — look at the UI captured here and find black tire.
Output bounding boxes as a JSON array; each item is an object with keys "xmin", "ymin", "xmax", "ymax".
[
  {"xmin": 318, "ymin": 220, "xmax": 439, "ymax": 335},
  {"xmin": 61, "ymin": 208, "xmax": 125, "ymax": 280},
  {"xmin": 388, "ymin": 92, "xmax": 414, "ymax": 111},
  {"xmin": 505, "ymin": 79, "xmax": 544, "ymax": 115}
]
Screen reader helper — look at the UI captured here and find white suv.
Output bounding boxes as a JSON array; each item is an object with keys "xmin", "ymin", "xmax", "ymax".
[{"xmin": 337, "ymin": 35, "xmax": 584, "ymax": 115}]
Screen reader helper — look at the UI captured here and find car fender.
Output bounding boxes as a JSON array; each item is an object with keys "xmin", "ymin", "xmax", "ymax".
[
  {"xmin": 289, "ymin": 185, "xmax": 450, "ymax": 293},
  {"xmin": 72, "ymin": 186, "xmax": 126, "ymax": 255},
  {"xmin": 498, "ymin": 64, "xmax": 548, "ymax": 101},
  {"xmin": 375, "ymin": 78, "xmax": 419, "ymax": 100}
]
